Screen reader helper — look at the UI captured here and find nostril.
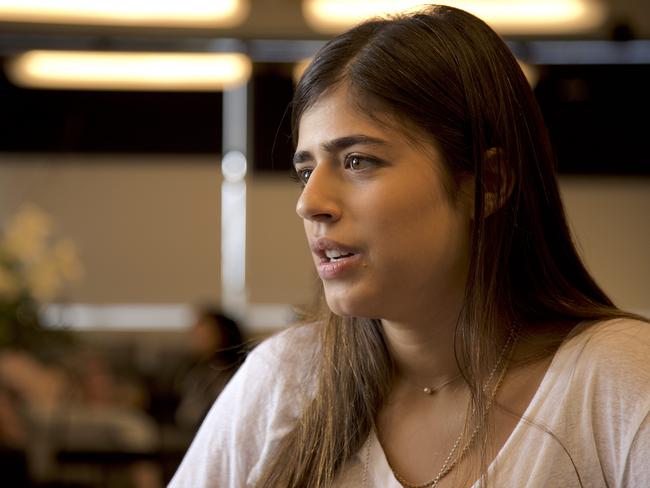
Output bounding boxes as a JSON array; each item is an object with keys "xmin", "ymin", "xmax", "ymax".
[{"xmin": 312, "ymin": 211, "xmax": 336, "ymax": 222}]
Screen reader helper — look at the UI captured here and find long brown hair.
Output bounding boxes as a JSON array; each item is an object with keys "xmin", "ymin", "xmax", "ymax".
[{"xmin": 257, "ymin": 5, "xmax": 641, "ymax": 486}]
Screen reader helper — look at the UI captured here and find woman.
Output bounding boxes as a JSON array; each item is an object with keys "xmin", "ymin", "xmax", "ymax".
[{"xmin": 170, "ymin": 6, "xmax": 649, "ymax": 487}]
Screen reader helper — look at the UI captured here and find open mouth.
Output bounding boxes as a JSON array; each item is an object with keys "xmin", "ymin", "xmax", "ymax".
[
  {"xmin": 309, "ymin": 237, "xmax": 360, "ymax": 269},
  {"xmin": 311, "ymin": 240, "xmax": 362, "ymax": 279},
  {"xmin": 323, "ymin": 249, "xmax": 356, "ymax": 262}
]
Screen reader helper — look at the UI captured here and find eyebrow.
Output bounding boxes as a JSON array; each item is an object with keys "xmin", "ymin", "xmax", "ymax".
[{"xmin": 292, "ymin": 134, "xmax": 388, "ymax": 166}]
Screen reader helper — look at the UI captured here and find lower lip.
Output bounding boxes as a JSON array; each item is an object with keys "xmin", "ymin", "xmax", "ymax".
[{"xmin": 316, "ymin": 254, "xmax": 362, "ymax": 279}]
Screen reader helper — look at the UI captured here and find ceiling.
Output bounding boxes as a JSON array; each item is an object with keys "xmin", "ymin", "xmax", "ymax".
[{"xmin": 0, "ymin": 0, "xmax": 649, "ymax": 51}]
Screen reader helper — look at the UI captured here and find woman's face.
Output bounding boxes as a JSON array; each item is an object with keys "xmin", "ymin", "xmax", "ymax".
[{"xmin": 294, "ymin": 85, "xmax": 473, "ymax": 323}]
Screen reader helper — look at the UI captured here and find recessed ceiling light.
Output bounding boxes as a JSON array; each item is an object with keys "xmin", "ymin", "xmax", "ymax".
[
  {"xmin": 7, "ymin": 51, "xmax": 252, "ymax": 91},
  {"xmin": 0, "ymin": 0, "xmax": 249, "ymax": 28},
  {"xmin": 303, "ymin": 0, "xmax": 607, "ymax": 35}
]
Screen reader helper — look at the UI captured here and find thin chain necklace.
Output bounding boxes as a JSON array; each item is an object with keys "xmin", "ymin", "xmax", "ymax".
[
  {"xmin": 417, "ymin": 374, "xmax": 462, "ymax": 395},
  {"xmin": 362, "ymin": 326, "xmax": 520, "ymax": 488}
]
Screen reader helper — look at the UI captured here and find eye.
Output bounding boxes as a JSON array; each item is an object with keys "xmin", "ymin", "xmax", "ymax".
[
  {"xmin": 293, "ymin": 167, "xmax": 313, "ymax": 185},
  {"xmin": 344, "ymin": 154, "xmax": 375, "ymax": 171}
]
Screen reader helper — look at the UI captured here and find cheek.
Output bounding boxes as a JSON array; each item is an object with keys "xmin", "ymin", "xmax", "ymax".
[{"xmin": 369, "ymin": 195, "xmax": 468, "ymax": 280}]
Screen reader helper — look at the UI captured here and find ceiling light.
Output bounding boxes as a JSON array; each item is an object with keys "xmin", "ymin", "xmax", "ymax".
[
  {"xmin": 303, "ymin": 0, "xmax": 607, "ymax": 35},
  {"xmin": 0, "ymin": 0, "xmax": 249, "ymax": 28},
  {"xmin": 6, "ymin": 51, "xmax": 252, "ymax": 91}
]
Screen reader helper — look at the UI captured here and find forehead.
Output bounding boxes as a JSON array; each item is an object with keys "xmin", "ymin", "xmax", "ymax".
[
  {"xmin": 298, "ymin": 87, "xmax": 382, "ymax": 144},
  {"xmin": 296, "ymin": 84, "xmax": 439, "ymax": 158},
  {"xmin": 295, "ymin": 84, "xmax": 457, "ymax": 193}
]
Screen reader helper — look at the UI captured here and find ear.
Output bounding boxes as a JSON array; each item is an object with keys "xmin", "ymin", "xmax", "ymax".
[{"xmin": 466, "ymin": 147, "xmax": 515, "ymax": 220}]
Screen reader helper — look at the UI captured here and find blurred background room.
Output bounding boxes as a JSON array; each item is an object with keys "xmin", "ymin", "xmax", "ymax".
[{"xmin": 0, "ymin": 0, "xmax": 648, "ymax": 486}]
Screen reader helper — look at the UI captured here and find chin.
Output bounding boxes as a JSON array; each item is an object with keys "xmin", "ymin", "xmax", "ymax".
[{"xmin": 323, "ymin": 289, "xmax": 380, "ymax": 320}]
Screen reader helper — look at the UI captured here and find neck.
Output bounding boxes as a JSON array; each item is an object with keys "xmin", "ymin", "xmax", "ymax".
[{"xmin": 381, "ymin": 308, "xmax": 461, "ymax": 389}]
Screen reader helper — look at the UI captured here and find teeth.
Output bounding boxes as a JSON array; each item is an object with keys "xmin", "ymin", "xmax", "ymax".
[{"xmin": 325, "ymin": 249, "xmax": 352, "ymax": 259}]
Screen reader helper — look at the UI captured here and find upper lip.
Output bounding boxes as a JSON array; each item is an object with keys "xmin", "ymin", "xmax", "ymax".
[{"xmin": 308, "ymin": 237, "xmax": 360, "ymax": 259}]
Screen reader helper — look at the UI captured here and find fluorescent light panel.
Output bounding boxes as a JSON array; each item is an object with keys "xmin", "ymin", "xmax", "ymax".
[
  {"xmin": 7, "ymin": 50, "xmax": 252, "ymax": 91},
  {"xmin": 0, "ymin": 0, "xmax": 248, "ymax": 28},
  {"xmin": 303, "ymin": 0, "xmax": 607, "ymax": 35}
]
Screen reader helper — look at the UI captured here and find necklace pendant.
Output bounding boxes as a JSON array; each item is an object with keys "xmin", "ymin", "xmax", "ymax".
[{"xmin": 423, "ymin": 387, "xmax": 433, "ymax": 395}]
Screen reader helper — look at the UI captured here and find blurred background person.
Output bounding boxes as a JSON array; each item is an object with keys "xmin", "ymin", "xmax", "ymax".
[{"xmin": 173, "ymin": 307, "xmax": 245, "ymax": 432}]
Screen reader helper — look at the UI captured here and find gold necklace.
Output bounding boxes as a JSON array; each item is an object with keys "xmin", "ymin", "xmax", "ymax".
[
  {"xmin": 421, "ymin": 374, "xmax": 462, "ymax": 395},
  {"xmin": 363, "ymin": 326, "xmax": 520, "ymax": 488}
]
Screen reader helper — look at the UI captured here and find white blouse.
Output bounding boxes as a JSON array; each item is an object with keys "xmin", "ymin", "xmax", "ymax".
[{"xmin": 169, "ymin": 318, "xmax": 650, "ymax": 487}]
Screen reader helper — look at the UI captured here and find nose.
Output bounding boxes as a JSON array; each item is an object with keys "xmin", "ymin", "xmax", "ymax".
[{"xmin": 295, "ymin": 165, "xmax": 341, "ymax": 224}]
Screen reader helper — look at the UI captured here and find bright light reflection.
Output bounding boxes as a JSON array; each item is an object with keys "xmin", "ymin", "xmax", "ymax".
[
  {"xmin": 222, "ymin": 151, "xmax": 248, "ymax": 182},
  {"xmin": 303, "ymin": 0, "xmax": 607, "ymax": 35},
  {"xmin": 221, "ymin": 180, "xmax": 246, "ymax": 296},
  {"xmin": 0, "ymin": 0, "xmax": 248, "ymax": 27},
  {"xmin": 7, "ymin": 51, "xmax": 252, "ymax": 91}
]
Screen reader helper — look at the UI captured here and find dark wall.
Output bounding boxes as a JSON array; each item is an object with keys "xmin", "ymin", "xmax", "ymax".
[
  {"xmin": 0, "ymin": 58, "xmax": 223, "ymax": 155},
  {"xmin": 1, "ymin": 60, "xmax": 648, "ymax": 174},
  {"xmin": 535, "ymin": 64, "xmax": 650, "ymax": 174}
]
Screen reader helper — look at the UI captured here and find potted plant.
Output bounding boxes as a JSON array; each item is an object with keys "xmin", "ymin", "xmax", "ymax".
[{"xmin": 0, "ymin": 203, "xmax": 83, "ymax": 352}]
